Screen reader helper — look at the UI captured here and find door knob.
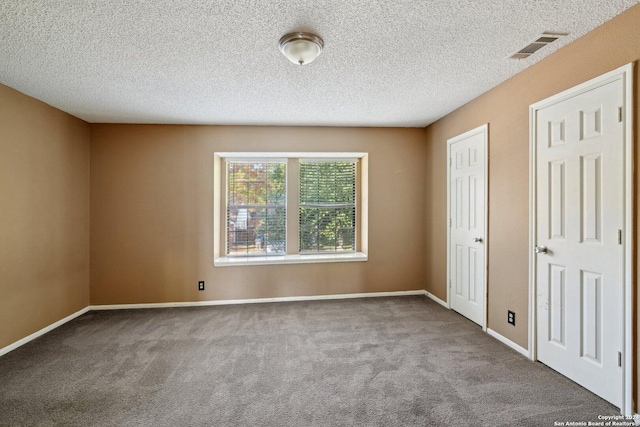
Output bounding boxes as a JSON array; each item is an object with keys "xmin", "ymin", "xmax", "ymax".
[
  {"xmin": 473, "ymin": 237, "xmax": 483, "ymax": 243},
  {"xmin": 534, "ymin": 245, "xmax": 548, "ymax": 254}
]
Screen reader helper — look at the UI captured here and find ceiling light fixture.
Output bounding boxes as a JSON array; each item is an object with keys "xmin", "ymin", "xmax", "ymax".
[{"xmin": 279, "ymin": 32, "xmax": 324, "ymax": 65}]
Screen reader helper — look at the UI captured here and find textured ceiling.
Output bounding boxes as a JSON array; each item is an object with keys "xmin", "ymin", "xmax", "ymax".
[{"xmin": 0, "ymin": 1, "xmax": 638, "ymax": 127}]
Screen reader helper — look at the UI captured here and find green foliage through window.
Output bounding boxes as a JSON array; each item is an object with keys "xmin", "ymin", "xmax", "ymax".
[{"xmin": 299, "ymin": 161, "xmax": 356, "ymax": 253}]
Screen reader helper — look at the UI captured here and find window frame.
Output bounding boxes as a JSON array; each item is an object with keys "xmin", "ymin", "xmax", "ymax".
[{"xmin": 214, "ymin": 152, "xmax": 368, "ymax": 267}]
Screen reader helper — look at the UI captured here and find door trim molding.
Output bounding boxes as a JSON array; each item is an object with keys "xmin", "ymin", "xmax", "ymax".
[
  {"xmin": 446, "ymin": 123, "xmax": 489, "ymax": 331},
  {"xmin": 528, "ymin": 63, "xmax": 634, "ymax": 414}
]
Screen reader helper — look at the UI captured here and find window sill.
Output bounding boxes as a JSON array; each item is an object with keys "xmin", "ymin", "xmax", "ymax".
[{"xmin": 214, "ymin": 252, "xmax": 367, "ymax": 267}]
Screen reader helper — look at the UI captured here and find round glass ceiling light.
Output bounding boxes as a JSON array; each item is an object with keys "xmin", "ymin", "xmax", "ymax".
[{"xmin": 279, "ymin": 32, "xmax": 324, "ymax": 65}]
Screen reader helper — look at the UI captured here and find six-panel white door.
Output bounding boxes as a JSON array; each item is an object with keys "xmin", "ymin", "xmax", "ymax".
[
  {"xmin": 535, "ymin": 79, "xmax": 623, "ymax": 406},
  {"xmin": 448, "ymin": 125, "xmax": 487, "ymax": 327}
]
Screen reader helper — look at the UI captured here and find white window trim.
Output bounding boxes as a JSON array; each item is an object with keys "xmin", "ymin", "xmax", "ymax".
[
  {"xmin": 214, "ymin": 252, "xmax": 367, "ymax": 267},
  {"xmin": 213, "ymin": 152, "xmax": 368, "ymax": 266}
]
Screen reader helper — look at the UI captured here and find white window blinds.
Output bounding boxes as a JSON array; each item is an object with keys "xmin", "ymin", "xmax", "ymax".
[
  {"xmin": 299, "ymin": 160, "xmax": 356, "ymax": 253},
  {"xmin": 227, "ymin": 161, "xmax": 286, "ymax": 256}
]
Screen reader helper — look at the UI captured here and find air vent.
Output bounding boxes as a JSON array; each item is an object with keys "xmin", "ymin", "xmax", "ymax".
[
  {"xmin": 535, "ymin": 36, "xmax": 559, "ymax": 43},
  {"xmin": 518, "ymin": 42, "xmax": 547, "ymax": 55},
  {"xmin": 508, "ymin": 32, "xmax": 568, "ymax": 60}
]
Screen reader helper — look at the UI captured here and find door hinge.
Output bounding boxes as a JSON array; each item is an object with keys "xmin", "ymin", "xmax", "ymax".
[
  {"xmin": 449, "ymin": 157, "xmax": 452, "ymax": 166},
  {"xmin": 618, "ymin": 229, "xmax": 622, "ymax": 245},
  {"xmin": 449, "ymin": 218, "xmax": 452, "ymax": 227},
  {"xmin": 449, "ymin": 280, "xmax": 452, "ymax": 288},
  {"xmin": 618, "ymin": 107, "xmax": 623, "ymax": 123},
  {"xmin": 618, "ymin": 351, "xmax": 622, "ymax": 367}
]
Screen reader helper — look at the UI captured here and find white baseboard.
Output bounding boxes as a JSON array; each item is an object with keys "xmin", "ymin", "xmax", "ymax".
[
  {"xmin": 1, "ymin": 290, "xmax": 428, "ymax": 357},
  {"xmin": 487, "ymin": 328, "xmax": 530, "ymax": 358},
  {"xmin": 90, "ymin": 290, "xmax": 428, "ymax": 311},
  {"xmin": 425, "ymin": 291, "xmax": 448, "ymax": 308},
  {"xmin": 0, "ymin": 306, "xmax": 90, "ymax": 357}
]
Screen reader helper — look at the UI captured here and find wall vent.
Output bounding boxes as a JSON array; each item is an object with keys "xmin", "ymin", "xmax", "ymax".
[{"xmin": 508, "ymin": 32, "xmax": 568, "ymax": 60}]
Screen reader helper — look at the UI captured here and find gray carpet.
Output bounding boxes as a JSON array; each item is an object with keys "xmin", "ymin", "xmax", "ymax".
[{"xmin": 0, "ymin": 296, "xmax": 617, "ymax": 426}]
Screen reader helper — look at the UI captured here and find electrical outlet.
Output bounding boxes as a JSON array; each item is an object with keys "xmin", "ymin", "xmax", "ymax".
[
  {"xmin": 198, "ymin": 281, "xmax": 205, "ymax": 291},
  {"xmin": 508, "ymin": 310, "xmax": 515, "ymax": 326}
]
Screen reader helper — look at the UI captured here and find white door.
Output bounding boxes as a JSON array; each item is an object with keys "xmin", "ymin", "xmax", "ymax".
[
  {"xmin": 534, "ymin": 79, "xmax": 623, "ymax": 406},
  {"xmin": 448, "ymin": 125, "xmax": 487, "ymax": 327}
]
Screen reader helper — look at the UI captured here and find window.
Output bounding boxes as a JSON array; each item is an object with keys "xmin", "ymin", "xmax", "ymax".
[
  {"xmin": 299, "ymin": 161, "xmax": 356, "ymax": 253},
  {"xmin": 214, "ymin": 153, "xmax": 368, "ymax": 266},
  {"xmin": 226, "ymin": 161, "xmax": 286, "ymax": 256}
]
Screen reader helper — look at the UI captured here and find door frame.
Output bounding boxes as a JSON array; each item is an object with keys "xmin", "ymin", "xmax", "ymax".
[
  {"xmin": 528, "ymin": 63, "xmax": 634, "ymax": 414},
  {"xmin": 446, "ymin": 123, "xmax": 489, "ymax": 331}
]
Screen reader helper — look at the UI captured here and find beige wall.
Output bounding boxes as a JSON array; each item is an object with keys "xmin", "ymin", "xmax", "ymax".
[
  {"xmin": 0, "ymin": 84, "xmax": 90, "ymax": 350},
  {"xmin": 90, "ymin": 125, "xmax": 426, "ymax": 304},
  {"xmin": 424, "ymin": 2, "xmax": 640, "ymax": 394}
]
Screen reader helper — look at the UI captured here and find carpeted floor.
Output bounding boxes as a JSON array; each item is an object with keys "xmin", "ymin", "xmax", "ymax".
[{"xmin": 0, "ymin": 296, "xmax": 617, "ymax": 426}]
